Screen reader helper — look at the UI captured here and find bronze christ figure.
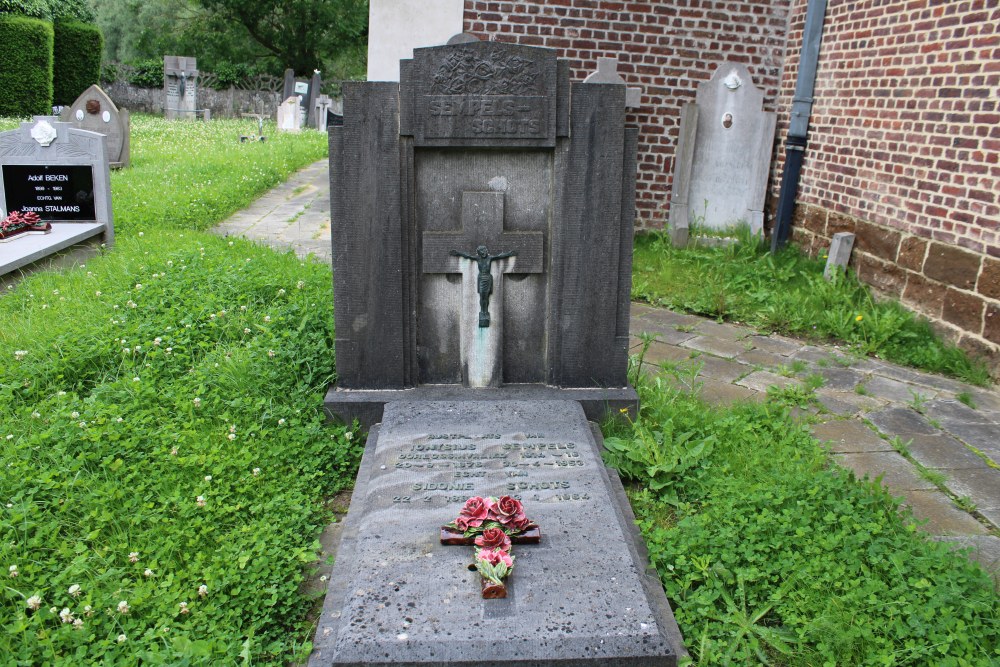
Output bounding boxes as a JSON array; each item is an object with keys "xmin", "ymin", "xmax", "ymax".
[{"xmin": 450, "ymin": 245, "xmax": 516, "ymax": 327}]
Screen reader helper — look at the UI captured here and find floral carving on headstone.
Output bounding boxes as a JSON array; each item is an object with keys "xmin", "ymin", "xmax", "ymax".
[
  {"xmin": 30, "ymin": 120, "xmax": 58, "ymax": 147},
  {"xmin": 430, "ymin": 49, "xmax": 542, "ymax": 95}
]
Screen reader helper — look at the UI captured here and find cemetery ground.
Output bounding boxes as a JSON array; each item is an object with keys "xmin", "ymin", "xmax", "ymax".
[{"xmin": 0, "ymin": 117, "xmax": 997, "ymax": 665}]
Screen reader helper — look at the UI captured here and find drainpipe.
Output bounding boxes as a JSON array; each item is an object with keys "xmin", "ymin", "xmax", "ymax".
[{"xmin": 770, "ymin": 0, "xmax": 828, "ymax": 252}]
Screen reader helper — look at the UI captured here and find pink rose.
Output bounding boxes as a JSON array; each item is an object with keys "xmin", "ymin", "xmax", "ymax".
[
  {"xmin": 458, "ymin": 496, "xmax": 493, "ymax": 528},
  {"xmin": 474, "ymin": 527, "xmax": 511, "ymax": 552},
  {"xmin": 454, "ymin": 516, "xmax": 471, "ymax": 531},
  {"xmin": 478, "ymin": 549, "xmax": 513, "ymax": 568},
  {"xmin": 493, "ymin": 495, "xmax": 526, "ymax": 527}
]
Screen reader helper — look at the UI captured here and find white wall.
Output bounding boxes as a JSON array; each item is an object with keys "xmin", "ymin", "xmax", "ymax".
[{"xmin": 367, "ymin": 0, "xmax": 466, "ymax": 81}]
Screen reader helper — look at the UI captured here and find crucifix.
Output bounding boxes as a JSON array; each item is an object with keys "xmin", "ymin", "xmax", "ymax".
[{"xmin": 422, "ymin": 191, "xmax": 544, "ymax": 387}]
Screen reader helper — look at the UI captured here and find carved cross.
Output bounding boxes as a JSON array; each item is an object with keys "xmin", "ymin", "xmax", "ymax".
[{"xmin": 422, "ymin": 191, "xmax": 544, "ymax": 279}]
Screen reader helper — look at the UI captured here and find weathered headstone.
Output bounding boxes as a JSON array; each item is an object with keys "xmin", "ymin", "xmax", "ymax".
[
  {"xmin": 326, "ymin": 40, "xmax": 638, "ymax": 424},
  {"xmin": 163, "ymin": 55, "xmax": 198, "ymax": 120},
  {"xmin": 282, "ymin": 68, "xmax": 322, "ymax": 128},
  {"xmin": 310, "ymin": 401, "xmax": 683, "ymax": 666},
  {"xmin": 276, "ymin": 96, "xmax": 302, "ymax": 133},
  {"xmin": 59, "ymin": 84, "xmax": 131, "ymax": 168},
  {"xmin": 314, "ymin": 95, "xmax": 333, "ymax": 132},
  {"xmin": 0, "ymin": 117, "xmax": 114, "ymax": 275},
  {"xmin": 824, "ymin": 232, "xmax": 856, "ymax": 280},
  {"xmin": 313, "ymin": 39, "xmax": 683, "ymax": 666},
  {"xmin": 669, "ymin": 62, "xmax": 776, "ymax": 245}
]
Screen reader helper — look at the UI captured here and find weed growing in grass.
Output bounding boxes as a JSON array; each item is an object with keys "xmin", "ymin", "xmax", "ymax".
[
  {"xmin": 611, "ymin": 382, "xmax": 1000, "ymax": 665},
  {"xmin": 955, "ymin": 496, "xmax": 978, "ymax": 513},
  {"xmin": 632, "ymin": 232, "xmax": 992, "ymax": 384}
]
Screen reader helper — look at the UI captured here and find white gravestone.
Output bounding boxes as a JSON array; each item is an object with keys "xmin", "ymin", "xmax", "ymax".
[
  {"xmin": 669, "ymin": 63, "xmax": 776, "ymax": 245},
  {"xmin": 277, "ymin": 96, "xmax": 302, "ymax": 132}
]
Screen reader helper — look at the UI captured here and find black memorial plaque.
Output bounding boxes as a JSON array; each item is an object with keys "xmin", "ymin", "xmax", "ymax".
[{"xmin": 2, "ymin": 164, "xmax": 97, "ymax": 221}]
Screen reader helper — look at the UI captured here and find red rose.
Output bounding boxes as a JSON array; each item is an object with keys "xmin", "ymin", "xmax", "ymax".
[
  {"xmin": 478, "ymin": 548, "xmax": 513, "ymax": 568},
  {"xmin": 454, "ymin": 516, "xmax": 471, "ymax": 531},
  {"xmin": 474, "ymin": 527, "xmax": 511, "ymax": 552},
  {"xmin": 508, "ymin": 515, "xmax": 533, "ymax": 532},
  {"xmin": 493, "ymin": 495, "xmax": 525, "ymax": 527},
  {"xmin": 458, "ymin": 496, "xmax": 492, "ymax": 528}
]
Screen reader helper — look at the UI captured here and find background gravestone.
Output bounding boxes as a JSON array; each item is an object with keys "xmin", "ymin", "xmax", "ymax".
[
  {"xmin": 276, "ymin": 97, "xmax": 302, "ymax": 132},
  {"xmin": 163, "ymin": 56, "xmax": 198, "ymax": 120},
  {"xmin": 668, "ymin": 62, "xmax": 776, "ymax": 245},
  {"xmin": 282, "ymin": 68, "xmax": 322, "ymax": 128},
  {"xmin": 59, "ymin": 85, "xmax": 131, "ymax": 169},
  {"xmin": 326, "ymin": 39, "xmax": 639, "ymax": 426}
]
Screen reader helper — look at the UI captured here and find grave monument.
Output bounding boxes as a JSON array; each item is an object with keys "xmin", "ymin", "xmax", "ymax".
[
  {"xmin": 59, "ymin": 85, "xmax": 131, "ymax": 168},
  {"xmin": 311, "ymin": 38, "xmax": 684, "ymax": 666},
  {"xmin": 163, "ymin": 56, "xmax": 198, "ymax": 120},
  {"xmin": 277, "ymin": 96, "xmax": 302, "ymax": 133},
  {"xmin": 668, "ymin": 62, "xmax": 776, "ymax": 246},
  {"xmin": 282, "ymin": 68, "xmax": 322, "ymax": 128},
  {"xmin": 0, "ymin": 117, "xmax": 114, "ymax": 276}
]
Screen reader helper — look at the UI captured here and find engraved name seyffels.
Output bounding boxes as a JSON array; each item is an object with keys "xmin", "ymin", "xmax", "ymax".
[{"xmin": 425, "ymin": 49, "xmax": 547, "ymax": 138}]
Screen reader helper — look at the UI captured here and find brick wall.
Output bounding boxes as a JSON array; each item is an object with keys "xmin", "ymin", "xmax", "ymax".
[
  {"xmin": 464, "ymin": 0, "xmax": 791, "ymax": 229},
  {"xmin": 777, "ymin": 0, "xmax": 1000, "ymax": 364}
]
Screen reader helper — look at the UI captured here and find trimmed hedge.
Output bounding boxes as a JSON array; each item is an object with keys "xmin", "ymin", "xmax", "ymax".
[
  {"xmin": 53, "ymin": 19, "xmax": 102, "ymax": 105},
  {"xmin": 0, "ymin": 14, "xmax": 53, "ymax": 117}
]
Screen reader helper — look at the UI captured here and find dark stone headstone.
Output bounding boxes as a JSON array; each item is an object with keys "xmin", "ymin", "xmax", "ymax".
[
  {"xmin": 163, "ymin": 56, "xmax": 197, "ymax": 120},
  {"xmin": 309, "ymin": 400, "xmax": 682, "ymax": 666},
  {"xmin": 326, "ymin": 38, "xmax": 639, "ymax": 423}
]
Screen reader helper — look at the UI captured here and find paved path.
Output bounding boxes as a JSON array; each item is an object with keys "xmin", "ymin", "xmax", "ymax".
[{"xmin": 213, "ymin": 160, "xmax": 1000, "ymax": 582}]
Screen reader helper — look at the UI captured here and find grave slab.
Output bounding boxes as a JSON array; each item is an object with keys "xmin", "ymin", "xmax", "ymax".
[{"xmin": 310, "ymin": 400, "xmax": 682, "ymax": 666}]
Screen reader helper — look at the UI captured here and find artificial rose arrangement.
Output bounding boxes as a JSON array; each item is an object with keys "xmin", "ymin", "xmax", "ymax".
[
  {"xmin": 0, "ymin": 210, "xmax": 50, "ymax": 241},
  {"xmin": 442, "ymin": 496, "xmax": 538, "ymax": 597}
]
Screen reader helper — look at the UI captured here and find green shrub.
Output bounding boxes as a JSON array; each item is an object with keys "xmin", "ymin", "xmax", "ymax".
[
  {"xmin": 211, "ymin": 61, "xmax": 259, "ymax": 89},
  {"xmin": 0, "ymin": 0, "xmax": 51, "ymax": 19},
  {"xmin": 53, "ymin": 19, "xmax": 102, "ymax": 105},
  {"xmin": 127, "ymin": 58, "xmax": 164, "ymax": 89},
  {"xmin": 0, "ymin": 14, "xmax": 53, "ymax": 117},
  {"xmin": 49, "ymin": 0, "xmax": 94, "ymax": 22}
]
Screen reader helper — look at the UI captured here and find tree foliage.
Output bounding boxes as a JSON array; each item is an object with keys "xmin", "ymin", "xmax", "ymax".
[
  {"xmin": 0, "ymin": 0, "xmax": 95, "ymax": 21},
  {"xmin": 195, "ymin": 0, "xmax": 368, "ymax": 76}
]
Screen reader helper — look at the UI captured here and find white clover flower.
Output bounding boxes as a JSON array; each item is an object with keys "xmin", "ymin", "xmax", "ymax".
[
  {"xmin": 167, "ymin": 260, "xmax": 173, "ymax": 267},
  {"xmin": 179, "ymin": 601, "xmax": 189, "ymax": 614},
  {"xmin": 263, "ymin": 316, "xmax": 271, "ymax": 323},
  {"xmin": 277, "ymin": 288, "xmax": 286, "ymax": 296},
  {"xmin": 71, "ymin": 411, "xmax": 80, "ymax": 419},
  {"xmin": 14, "ymin": 350, "xmax": 28, "ymax": 361},
  {"xmin": 116, "ymin": 417, "xmax": 124, "ymax": 423},
  {"xmin": 50, "ymin": 607, "xmax": 57, "ymax": 614},
  {"xmin": 9, "ymin": 564, "xmax": 18, "ymax": 577},
  {"xmin": 127, "ymin": 300, "xmax": 136, "ymax": 308},
  {"xmin": 73, "ymin": 618, "xmax": 84, "ymax": 630},
  {"xmin": 84, "ymin": 605, "xmax": 92, "ymax": 616},
  {"xmin": 240, "ymin": 305, "xmax": 247, "ymax": 311},
  {"xmin": 153, "ymin": 337, "xmax": 161, "ymax": 346},
  {"xmin": 52, "ymin": 289, "xmax": 59, "ymax": 295},
  {"xmin": 277, "ymin": 418, "xmax": 285, "ymax": 426},
  {"xmin": 117, "ymin": 634, "xmax": 127, "ymax": 643},
  {"xmin": 165, "ymin": 348, "xmax": 172, "ymax": 355},
  {"xmin": 5, "ymin": 434, "xmax": 12, "ymax": 440},
  {"xmin": 204, "ymin": 475, "xmax": 212, "ymax": 482},
  {"xmin": 267, "ymin": 350, "xmax": 275, "ymax": 358},
  {"xmin": 132, "ymin": 377, "xmax": 140, "ymax": 383},
  {"xmin": 252, "ymin": 468, "xmax": 261, "ymax": 476},
  {"xmin": 144, "ymin": 568, "xmax": 153, "ymax": 577},
  {"xmin": 229, "ymin": 424, "xmax": 236, "ymax": 433},
  {"xmin": 78, "ymin": 421, "xmax": 87, "ymax": 428},
  {"xmin": 198, "ymin": 585, "xmax": 208, "ymax": 597},
  {"xmin": 68, "ymin": 584, "xmax": 81, "ymax": 597},
  {"xmin": 128, "ymin": 552, "xmax": 139, "ymax": 563},
  {"xmin": 138, "ymin": 232, "xmax": 144, "ymax": 237},
  {"xmin": 219, "ymin": 310, "xmax": 226, "ymax": 317},
  {"xmin": 170, "ymin": 447, "xmax": 179, "ymax": 456},
  {"xmin": 95, "ymin": 291, "xmax": 101, "ymax": 297},
  {"xmin": 296, "ymin": 281, "xmax": 305, "ymax": 289},
  {"xmin": 244, "ymin": 328, "xmax": 251, "ymax": 334},
  {"xmin": 59, "ymin": 607, "xmax": 73, "ymax": 623},
  {"xmin": 26, "ymin": 595, "xmax": 41, "ymax": 611},
  {"xmin": 227, "ymin": 433, "xmax": 236, "ymax": 441},
  {"xmin": 345, "ymin": 431, "xmax": 353, "ymax": 441},
  {"xmin": 135, "ymin": 284, "xmax": 142, "ymax": 291},
  {"xmin": 123, "ymin": 348, "xmax": 130, "ymax": 354},
  {"xmin": 209, "ymin": 313, "xmax": 216, "ymax": 320},
  {"xmin": 196, "ymin": 495, "xmax": 206, "ymax": 507},
  {"xmin": 31, "ymin": 412, "xmax": 40, "ymax": 419},
  {"xmin": 117, "ymin": 600, "xmax": 129, "ymax": 614}
]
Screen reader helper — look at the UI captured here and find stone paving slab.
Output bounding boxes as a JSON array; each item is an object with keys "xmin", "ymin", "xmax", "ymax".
[
  {"xmin": 864, "ymin": 406, "xmax": 938, "ymax": 436},
  {"xmin": 834, "ymin": 451, "xmax": 938, "ymax": 492},
  {"xmin": 696, "ymin": 379, "xmax": 761, "ymax": 406},
  {"xmin": 814, "ymin": 366, "xmax": 869, "ymax": 393},
  {"xmin": 681, "ymin": 335, "xmax": 746, "ymax": 359},
  {"xmin": 943, "ymin": 468, "xmax": 1000, "ymax": 511},
  {"xmin": 812, "ymin": 420, "xmax": 894, "ymax": 453},
  {"xmin": 904, "ymin": 434, "xmax": 993, "ymax": 470},
  {"xmin": 899, "ymin": 490, "xmax": 989, "ymax": 536},
  {"xmin": 932, "ymin": 536, "xmax": 1000, "ymax": 586},
  {"xmin": 736, "ymin": 370, "xmax": 800, "ymax": 394},
  {"xmin": 815, "ymin": 389, "xmax": 886, "ymax": 416},
  {"xmin": 862, "ymin": 376, "xmax": 937, "ymax": 404},
  {"xmin": 745, "ymin": 334, "xmax": 802, "ymax": 356},
  {"xmin": 735, "ymin": 348, "xmax": 789, "ymax": 369},
  {"xmin": 942, "ymin": 422, "xmax": 1000, "ymax": 462},
  {"xmin": 924, "ymin": 398, "xmax": 994, "ymax": 425}
]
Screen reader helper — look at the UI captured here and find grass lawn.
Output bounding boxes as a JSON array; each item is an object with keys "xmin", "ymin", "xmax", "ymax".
[
  {"xmin": 0, "ymin": 116, "xmax": 997, "ymax": 665},
  {"xmin": 632, "ymin": 230, "xmax": 992, "ymax": 386}
]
